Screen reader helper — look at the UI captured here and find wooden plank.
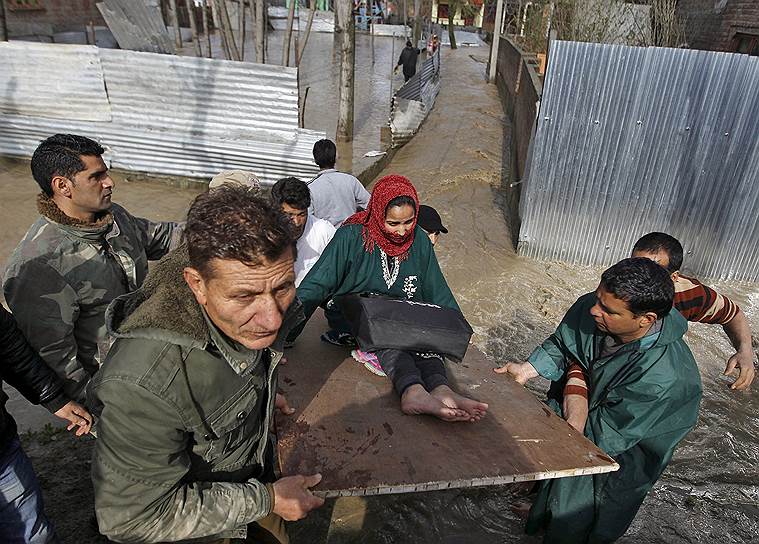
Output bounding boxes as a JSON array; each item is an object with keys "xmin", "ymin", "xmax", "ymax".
[{"xmin": 276, "ymin": 311, "xmax": 618, "ymax": 498}]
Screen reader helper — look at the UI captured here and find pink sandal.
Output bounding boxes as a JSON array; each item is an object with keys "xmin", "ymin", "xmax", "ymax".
[{"xmin": 351, "ymin": 350, "xmax": 386, "ymax": 377}]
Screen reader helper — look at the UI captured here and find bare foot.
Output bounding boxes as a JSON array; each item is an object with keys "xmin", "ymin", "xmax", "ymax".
[
  {"xmin": 400, "ymin": 385, "xmax": 471, "ymax": 422},
  {"xmin": 430, "ymin": 385, "xmax": 489, "ymax": 422}
]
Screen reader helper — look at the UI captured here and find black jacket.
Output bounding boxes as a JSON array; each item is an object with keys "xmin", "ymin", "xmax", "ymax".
[
  {"xmin": 1, "ymin": 304, "xmax": 67, "ymax": 451},
  {"xmin": 397, "ymin": 46, "xmax": 421, "ymax": 76}
]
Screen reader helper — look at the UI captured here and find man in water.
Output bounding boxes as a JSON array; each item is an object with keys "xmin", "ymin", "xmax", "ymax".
[
  {"xmin": 308, "ymin": 139, "xmax": 370, "ymax": 227},
  {"xmin": 497, "ymin": 258, "xmax": 702, "ymax": 542},
  {"xmin": 396, "ymin": 40, "xmax": 421, "ymax": 82}
]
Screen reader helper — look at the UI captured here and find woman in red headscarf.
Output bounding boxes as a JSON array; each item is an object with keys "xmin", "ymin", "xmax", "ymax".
[{"xmin": 295, "ymin": 175, "xmax": 488, "ymax": 422}]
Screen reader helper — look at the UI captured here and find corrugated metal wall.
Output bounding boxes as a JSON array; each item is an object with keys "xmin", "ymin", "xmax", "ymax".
[
  {"xmin": 518, "ymin": 40, "xmax": 759, "ymax": 282},
  {"xmin": 389, "ymin": 50, "xmax": 441, "ymax": 147},
  {"xmin": 0, "ymin": 42, "xmax": 324, "ymax": 185}
]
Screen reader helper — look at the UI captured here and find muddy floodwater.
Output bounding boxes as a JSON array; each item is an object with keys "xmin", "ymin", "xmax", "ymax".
[
  {"xmin": 0, "ymin": 44, "xmax": 756, "ymax": 543},
  {"xmin": 181, "ymin": 29, "xmax": 414, "ymax": 174}
]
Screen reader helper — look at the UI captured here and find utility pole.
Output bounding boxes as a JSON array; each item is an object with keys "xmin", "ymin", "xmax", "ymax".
[
  {"xmin": 255, "ymin": 0, "xmax": 265, "ymax": 63},
  {"xmin": 335, "ymin": 0, "xmax": 355, "ymax": 142},
  {"xmin": 488, "ymin": 0, "xmax": 504, "ymax": 82},
  {"xmin": 169, "ymin": 0, "xmax": 183, "ymax": 49}
]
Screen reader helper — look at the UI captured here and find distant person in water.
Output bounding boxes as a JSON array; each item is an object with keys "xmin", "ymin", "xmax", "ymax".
[
  {"xmin": 294, "ymin": 175, "xmax": 488, "ymax": 422},
  {"xmin": 417, "ymin": 204, "xmax": 448, "ymax": 246},
  {"xmin": 396, "ymin": 40, "xmax": 421, "ymax": 82}
]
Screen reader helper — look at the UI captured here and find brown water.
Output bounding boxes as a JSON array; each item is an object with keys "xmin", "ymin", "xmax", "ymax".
[
  {"xmin": 290, "ymin": 47, "xmax": 759, "ymax": 544},
  {"xmin": 181, "ymin": 28, "xmax": 410, "ymax": 174}
]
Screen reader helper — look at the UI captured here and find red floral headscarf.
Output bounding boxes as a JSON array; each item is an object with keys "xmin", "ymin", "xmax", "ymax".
[{"xmin": 343, "ymin": 174, "xmax": 419, "ymax": 259}]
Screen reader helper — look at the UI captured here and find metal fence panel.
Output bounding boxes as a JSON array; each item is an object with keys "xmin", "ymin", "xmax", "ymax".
[
  {"xmin": 519, "ymin": 40, "xmax": 759, "ymax": 282},
  {"xmin": 99, "ymin": 49, "xmax": 301, "ymax": 135},
  {"xmin": 97, "ymin": 0, "xmax": 175, "ymax": 54},
  {"xmin": 0, "ymin": 43, "xmax": 322, "ymax": 186},
  {"xmin": 389, "ymin": 50, "xmax": 441, "ymax": 147},
  {"xmin": 0, "ymin": 42, "xmax": 111, "ymax": 122}
]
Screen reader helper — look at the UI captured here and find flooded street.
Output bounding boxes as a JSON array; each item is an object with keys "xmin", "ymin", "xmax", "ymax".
[
  {"xmin": 181, "ymin": 28, "xmax": 412, "ymax": 174},
  {"xmin": 0, "ymin": 36, "xmax": 756, "ymax": 544}
]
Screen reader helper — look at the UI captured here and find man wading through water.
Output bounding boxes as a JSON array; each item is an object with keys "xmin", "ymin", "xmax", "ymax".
[
  {"xmin": 90, "ymin": 185, "xmax": 323, "ymax": 543},
  {"xmin": 396, "ymin": 40, "xmax": 421, "ymax": 82}
]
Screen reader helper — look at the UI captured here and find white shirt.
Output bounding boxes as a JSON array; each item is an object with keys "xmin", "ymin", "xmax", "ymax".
[
  {"xmin": 308, "ymin": 169, "xmax": 371, "ymax": 226},
  {"xmin": 295, "ymin": 214, "xmax": 336, "ymax": 286}
]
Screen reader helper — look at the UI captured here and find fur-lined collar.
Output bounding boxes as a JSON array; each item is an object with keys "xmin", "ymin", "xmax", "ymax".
[
  {"xmin": 109, "ymin": 245, "xmax": 209, "ymax": 345},
  {"xmin": 37, "ymin": 192, "xmax": 113, "ymax": 229}
]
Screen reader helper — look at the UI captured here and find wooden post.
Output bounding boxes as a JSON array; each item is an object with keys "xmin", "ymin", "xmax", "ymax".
[
  {"xmin": 488, "ymin": 0, "xmax": 504, "ymax": 83},
  {"xmin": 413, "ymin": 0, "xmax": 421, "ymax": 45},
  {"xmin": 255, "ymin": 0, "xmax": 265, "ymax": 63},
  {"xmin": 0, "ymin": 0, "xmax": 7, "ymax": 42},
  {"xmin": 335, "ymin": 0, "xmax": 355, "ymax": 142},
  {"xmin": 185, "ymin": 0, "xmax": 202, "ymax": 56},
  {"xmin": 202, "ymin": 0, "xmax": 212, "ymax": 57},
  {"xmin": 215, "ymin": 0, "xmax": 240, "ymax": 60},
  {"xmin": 169, "ymin": 0, "xmax": 183, "ymax": 49},
  {"xmin": 282, "ymin": 0, "xmax": 296, "ymax": 66},
  {"xmin": 238, "ymin": 0, "xmax": 246, "ymax": 60},
  {"xmin": 298, "ymin": 0, "xmax": 317, "ymax": 65}
]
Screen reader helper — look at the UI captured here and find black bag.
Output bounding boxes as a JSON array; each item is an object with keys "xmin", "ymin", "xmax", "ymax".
[{"xmin": 336, "ymin": 293, "xmax": 473, "ymax": 362}]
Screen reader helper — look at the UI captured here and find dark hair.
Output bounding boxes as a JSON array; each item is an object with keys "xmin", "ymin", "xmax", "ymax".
[
  {"xmin": 186, "ymin": 184, "xmax": 295, "ymax": 278},
  {"xmin": 385, "ymin": 195, "xmax": 417, "ymax": 215},
  {"xmin": 600, "ymin": 257, "xmax": 674, "ymax": 318},
  {"xmin": 31, "ymin": 134, "xmax": 105, "ymax": 196},
  {"xmin": 406, "ymin": 40, "xmax": 413, "ymax": 47},
  {"xmin": 271, "ymin": 177, "xmax": 311, "ymax": 211},
  {"xmin": 313, "ymin": 139, "xmax": 337, "ymax": 169},
  {"xmin": 632, "ymin": 232, "xmax": 683, "ymax": 273}
]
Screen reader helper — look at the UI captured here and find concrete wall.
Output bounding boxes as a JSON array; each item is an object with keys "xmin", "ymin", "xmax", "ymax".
[
  {"xmin": 678, "ymin": 0, "xmax": 759, "ymax": 51},
  {"xmin": 5, "ymin": 0, "xmax": 105, "ymax": 36}
]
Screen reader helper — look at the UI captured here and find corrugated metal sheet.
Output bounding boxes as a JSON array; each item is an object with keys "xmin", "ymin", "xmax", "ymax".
[
  {"xmin": 389, "ymin": 50, "xmax": 441, "ymax": 147},
  {"xmin": 97, "ymin": 0, "xmax": 175, "ymax": 54},
  {"xmin": 519, "ymin": 40, "xmax": 759, "ymax": 282},
  {"xmin": 99, "ymin": 49, "xmax": 300, "ymax": 135},
  {"xmin": 0, "ymin": 42, "xmax": 111, "ymax": 121},
  {"xmin": 0, "ymin": 43, "xmax": 323, "ymax": 186}
]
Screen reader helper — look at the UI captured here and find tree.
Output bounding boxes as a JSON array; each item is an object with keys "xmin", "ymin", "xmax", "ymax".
[
  {"xmin": 445, "ymin": 0, "xmax": 479, "ymax": 50},
  {"xmin": 335, "ymin": 0, "xmax": 355, "ymax": 141}
]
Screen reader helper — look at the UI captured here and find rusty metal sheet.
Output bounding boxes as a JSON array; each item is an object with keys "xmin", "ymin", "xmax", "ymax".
[{"xmin": 276, "ymin": 311, "xmax": 619, "ymax": 498}]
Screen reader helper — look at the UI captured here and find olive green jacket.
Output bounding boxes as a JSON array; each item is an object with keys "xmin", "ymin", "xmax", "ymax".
[
  {"xmin": 3, "ymin": 194, "xmax": 180, "ymax": 401},
  {"xmin": 89, "ymin": 247, "xmax": 303, "ymax": 543}
]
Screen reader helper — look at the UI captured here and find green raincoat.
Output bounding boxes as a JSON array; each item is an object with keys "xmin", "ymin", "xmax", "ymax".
[{"xmin": 526, "ymin": 293, "xmax": 702, "ymax": 543}]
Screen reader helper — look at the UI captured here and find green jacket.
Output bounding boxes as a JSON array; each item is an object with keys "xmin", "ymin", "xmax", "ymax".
[
  {"xmin": 89, "ymin": 247, "xmax": 303, "ymax": 543},
  {"xmin": 296, "ymin": 223, "xmax": 459, "ymax": 323},
  {"xmin": 526, "ymin": 293, "xmax": 702, "ymax": 543},
  {"xmin": 3, "ymin": 194, "xmax": 179, "ymax": 401}
]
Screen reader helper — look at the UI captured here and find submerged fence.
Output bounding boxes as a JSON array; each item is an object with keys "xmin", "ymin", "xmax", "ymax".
[
  {"xmin": 518, "ymin": 40, "xmax": 759, "ymax": 281},
  {"xmin": 389, "ymin": 49, "xmax": 441, "ymax": 147},
  {"xmin": 0, "ymin": 41, "xmax": 324, "ymax": 185}
]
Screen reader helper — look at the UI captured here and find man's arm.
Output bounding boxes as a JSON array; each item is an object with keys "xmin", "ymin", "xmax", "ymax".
[
  {"xmin": 92, "ymin": 379, "xmax": 275, "ymax": 543},
  {"xmin": 721, "ymin": 309, "xmax": 755, "ymax": 390},
  {"xmin": 0, "ymin": 305, "xmax": 92, "ymax": 435},
  {"xmin": 675, "ymin": 277, "xmax": 754, "ymax": 389},
  {"xmin": 4, "ymin": 260, "xmax": 85, "ymax": 400},
  {"xmin": 133, "ymin": 216, "xmax": 184, "ymax": 260}
]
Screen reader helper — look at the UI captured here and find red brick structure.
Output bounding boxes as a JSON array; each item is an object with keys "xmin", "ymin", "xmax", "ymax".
[
  {"xmin": 677, "ymin": 0, "xmax": 759, "ymax": 54},
  {"xmin": 5, "ymin": 0, "xmax": 105, "ymax": 36}
]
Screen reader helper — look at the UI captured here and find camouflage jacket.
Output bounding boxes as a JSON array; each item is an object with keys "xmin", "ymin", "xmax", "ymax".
[
  {"xmin": 3, "ymin": 194, "xmax": 180, "ymax": 402},
  {"xmin": 89, "ymin": 246, "xmax": 304, "ymax": 543}
]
